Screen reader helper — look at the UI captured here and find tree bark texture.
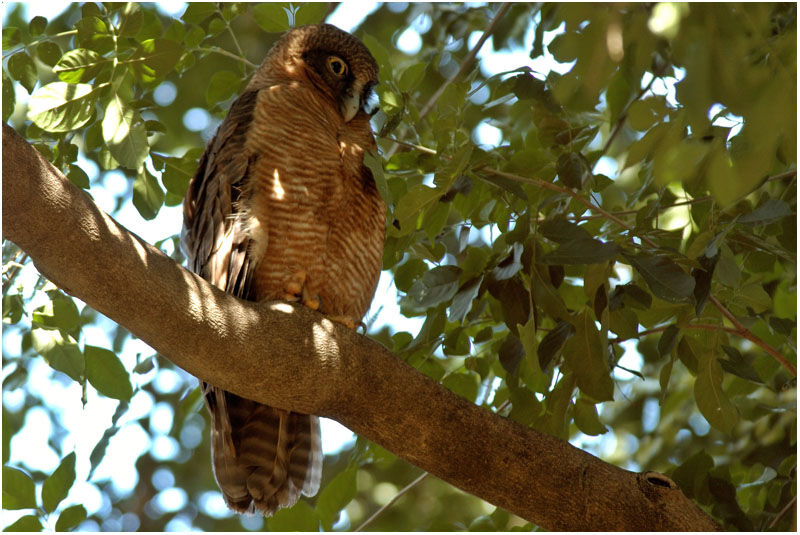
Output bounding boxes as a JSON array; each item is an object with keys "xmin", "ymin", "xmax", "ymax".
[{"xmin": 2, "ymin": 123, "xmax": 721, "ymax": 531}]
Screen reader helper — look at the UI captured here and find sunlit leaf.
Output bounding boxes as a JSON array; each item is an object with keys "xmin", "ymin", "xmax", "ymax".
[
  {"xmin": 84, "ymin": 345, "xmax": 133, "ymax": 401},
  {"xmin": 28, "ymin": 82, "xmax": 96, "ymax": 133},
  {"xmin": 2, "ymin": 466, "xmax": 37, "ymax": 510},
  {"xmin": 132, "ymin": 167, "xmax": 164, "ymax": 220},
  {"xmin": 55, "ymin": 504, "xmax": 87, "ymax": 532},
  {"xmin": 42, "ymin": 452, "xmax": 76, "ymax": 512},
  {"xmin": 31, "ymin": 328, "xmax": 84, "ymax": 382},
  {"xmin": 102, "ymin": 95, "xmax": 149, "ymax": 169}
]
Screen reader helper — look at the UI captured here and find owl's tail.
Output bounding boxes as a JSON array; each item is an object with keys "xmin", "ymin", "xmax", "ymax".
[{"xmin": 203, "ymin": 383, "xmax": 322, "ymax": 516}]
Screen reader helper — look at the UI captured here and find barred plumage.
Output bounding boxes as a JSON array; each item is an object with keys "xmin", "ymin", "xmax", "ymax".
[{"xmin": 181, "ymin": 24, "xmax": 384, "ymax": 516}]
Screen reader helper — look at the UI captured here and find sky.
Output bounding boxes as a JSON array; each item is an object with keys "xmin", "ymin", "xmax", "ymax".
[{"xmin": 1, "ymin": 2, "xmax": 713, "ymax": 530}]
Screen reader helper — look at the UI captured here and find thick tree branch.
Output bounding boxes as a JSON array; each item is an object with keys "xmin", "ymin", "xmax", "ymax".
[{"xmin": 2, "ymin": 123, "xmax": 720, "ymax": 530}]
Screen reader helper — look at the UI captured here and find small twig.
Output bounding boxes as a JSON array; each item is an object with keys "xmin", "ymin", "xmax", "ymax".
[
  {"xmin": 380, "ymin": 136, "xmax": 437, "ymax": 155},
  {"xmin": 600, "ymin": 75, "xmax": 656, "ymax": 156},
  {"xmin": 2, "ymin": 250, "xmax": 28, "ymax": 296},
  {"xmin": 417, "ymin": 3, "xmax": 512, "ymax": 121},
  {"xmin": 189, "ymin": 46, "xmax": 259, "ymax": 70},
  {"xmin": 767, "ymin": 495, "xmax": 796, "ymax": 530},
  {"xmin": 480, "ymin": 167, "xmax": 660, "ymax": 248},
  {"xmin": 385, "ymin": 3, "xmax": 512, "ymax": 159},
  {"xmin": 353, "ymin": 472, "xmax": 430, "ymax": 531},
  {"xmin": 709, "ymin": 295, "xmax": 796, "ymax": 377}
]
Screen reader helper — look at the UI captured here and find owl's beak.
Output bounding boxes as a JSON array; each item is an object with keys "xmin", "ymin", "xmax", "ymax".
[{"xmin": 341, "ymin": 92, "xmax": 360, "ymax": 123}]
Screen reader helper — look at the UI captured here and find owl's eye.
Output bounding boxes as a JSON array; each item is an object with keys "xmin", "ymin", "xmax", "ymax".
[{"xmin": 327, "ymin": 56, "xmax": 347, "ymax": 77}]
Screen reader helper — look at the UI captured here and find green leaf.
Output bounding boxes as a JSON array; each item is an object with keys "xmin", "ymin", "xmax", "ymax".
[
  {"xmin": 32, "ymin": 293, "xmax": 79, "ymax": 331},
  {"xmin": 409, "ymin": 265, "xmax": 462, "ymax": 308},
  {"xmin": 3, "ymin": 293, "xmax": 24, "ymax": 324},
  {"xmin": 3, "ymin": 27, "xmax": 21, "ymax": 49},
  {"xmin": 31, "ymin": 328, "xmax": 84, "ymax": 382},
  {"xmin": 8, "ymin": 52, "xmax": 37, "ymax": 94},
  {"xmin": 563, "ymin": 310, "xmax": 614, "ymax": 401},
  {"xmin": 2, "ymin": 466, "xmax": 37, "ymax": 510},
  {"xmin": 540, "ymin": 218, "xmax": 592, "ymax": 244},
  {"xmin": 657, "ymin": 324, "xmax": 680, "ymax": 357},
  {"xmin": 398, "ymin": 62, "xmax": 427, "ymax": 92},
  {"xmin": 55, "ymin": 504, "xmax": 87, "ymax": 532},
  {"xmin": 315, "ymin": 464, "xmax": 357, "ymax": 530},
  {"xmin": 363, "ymin": 150, "xmax": 390, "ymax": 204},
  {"xmin": 206, "ymin": 70, "xmax": 241, "ymax": 105},
  {"xmin": 181, "ymin": 2, "xmax": 216, "ymax": 23},
  {"xmin": 252, "ymin": 3, "xmax": 290, "ymax": 32},
  {"xmin": 132, "ymin": 167, "xmax": 165, "ymax": 220},
  {"xmin": 499, "ymin": 333, "xmax": 524, "ymax": 376},
  {"xmin": 718, "ymin": 346, "xmax": 762, "ymax": 384},
  {"xmin": 133, "ymin": 38, "xmax": 182, "ymax": 82},
  {"xmin": 42, "ymin": 452, "xmax": 76, "ymax": 512},
  {"xmin": 3, "ymin": 69, "xmax": 16, "ymax": 123},
  {"xmin": 448, "ymin": 276, "xmax": 482, "ymax": 323},
  {"xmin": 541, "ymin": 238, "xmax": 621, "ymax": 265},
  {"xmin": 102, "ymin": 96, "xmax": 149, "ymax": 169},
  {"xmin": 394, "ymin": 184, "xmax": 441, "ymax": 234},
  {"xmin": 624, "ymin": 253, "xmax": 695, "ymax": 303},
  {"xmin": 53, "ymin": 48, "xmax": 105, "ymax": 83},
  {"xmin": 518, "ymin": 317, "xmax": 547, "ymax": 392},
  {"xmin": 27, "ymin": 82, "xmax": 96, "ymax": 133},
  {"xmin": 695, "ymin": 353, "xmax": 738, "ymax": 434},
  {"xmin": 573, "ymin": 398, "xmax": 608, "ymax": 435},
  {"xmin": 671, "ymin": 450, "xmax": 713, "ymax": 499},
  {"xmin": 537, "ymin": 320, "xmax": 574, "ymax": 371},
  {"xmin": 442, "ymin": 371, "xmax": 481, "ymax": 402},
  {"xmin": 67, "ymin": 164, "xmax": 91, "ymax": 189},
  {"xmin": 738, "ymin": 198, "xmax": 792, "ymax": 225},
  {"xmin": 294, "ymin": 2, "xmax": 329, "ymax": 26},
  {"xmin": 118, "ymin": 3, "xmax": 143, "ymax": 37},
  {"xmin": 267, "ymin": 500, "xmax": 318, "ymax": 531},
  {"xmin": 36, "ymin": 41, "xmax": 62, "ymax": 67},
  {"xmin": 556, "ymin": 151, "xmax": 589, "ymax": 188},
  {"xmin": 84, "ymin": 345, "xmax": 133, "ymax": 401},
  {"xmin": 3, "ymin": 514, "xmax": 42, "ymax": 532}
]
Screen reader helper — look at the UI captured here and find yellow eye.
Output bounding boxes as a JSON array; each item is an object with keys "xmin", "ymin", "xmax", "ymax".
[{"xmin": 327, "ymin": 56, "xmax": 347, "ymax": 76}]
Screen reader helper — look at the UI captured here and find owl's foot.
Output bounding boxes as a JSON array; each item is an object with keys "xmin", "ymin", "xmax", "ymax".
[
  {"xmin": 326, "ymin": 316, "xmax": 365, "ymax": 331},
  {"xmin": 282, "ymin": 271, "xmax": 321, "ymax": 311},
  {"xmin": 282, "ymin": 271, "xmax": 307, "ymax": 301}
]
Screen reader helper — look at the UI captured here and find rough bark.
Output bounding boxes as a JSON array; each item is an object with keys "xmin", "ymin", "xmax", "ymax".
[{"xmin": 1, "ymin": 123, "xmax": 721, "ymax": 531}]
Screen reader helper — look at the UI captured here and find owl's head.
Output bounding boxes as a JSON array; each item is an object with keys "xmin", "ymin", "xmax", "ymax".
[{"xmin": 260, "ymin": 23, "xmax": 379, "ymax": 123}]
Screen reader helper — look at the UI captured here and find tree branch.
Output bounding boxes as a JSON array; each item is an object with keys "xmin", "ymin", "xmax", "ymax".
[{"xmin": 1, "ymin": 123, "xmax": 720, "ymax": 531}]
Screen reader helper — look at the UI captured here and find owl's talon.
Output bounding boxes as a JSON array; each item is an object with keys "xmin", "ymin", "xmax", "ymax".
[
  {"xmin": 326, "ymin": 315, "xmax": 358, "ymax": 330},
  {"xmin": 303, "ymin": 295, "xmax": 320, "ymax": 311}
]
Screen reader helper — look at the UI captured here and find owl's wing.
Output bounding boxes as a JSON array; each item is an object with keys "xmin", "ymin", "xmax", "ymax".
[
  {"xmin": 181, "ymin": 88, "xmax": 322, "ymax": 515},
  {"xmin": 181, "ymin": 89, "xmax": 260, "ymax": 299}
]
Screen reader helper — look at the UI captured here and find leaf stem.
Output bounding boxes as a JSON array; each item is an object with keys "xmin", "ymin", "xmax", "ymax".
[
  {"xmin": 600, "ymin": 75, "xmax": 656, "ymax": 157},
  {"xmin": 385, "ymin": 3, "xmax": 512, "ymax": 159},
  {"xmin": 189, "ymin": 46, "xmax": 258, "ymax": 70},
  {"xmin": 709, "ymin": 295, "xmax": 796, "ymax": 376},
  {"xmin": 353, "ymin": 472, "xmax": 429, "ymax": 531}
]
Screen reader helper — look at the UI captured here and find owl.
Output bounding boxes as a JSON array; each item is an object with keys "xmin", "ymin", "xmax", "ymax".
[{"xmin": 181, "ymin": 24, "xmax": 385, "ymax": 515}]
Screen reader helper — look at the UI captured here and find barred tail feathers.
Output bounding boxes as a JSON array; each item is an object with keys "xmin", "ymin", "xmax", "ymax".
[{"xmin": 205, "ymin": 387, "xmax": 322, "ymax": 516}]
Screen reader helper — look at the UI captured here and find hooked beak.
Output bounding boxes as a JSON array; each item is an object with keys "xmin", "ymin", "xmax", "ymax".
[{"xmin": 340, "ymin": 91, "xmax": 360, "ymax": 122}]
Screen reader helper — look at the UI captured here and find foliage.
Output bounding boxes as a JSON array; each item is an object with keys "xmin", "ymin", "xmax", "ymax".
[{"xmin": 2, "ymin": 2, "xmax": 796, "ymax": 531}]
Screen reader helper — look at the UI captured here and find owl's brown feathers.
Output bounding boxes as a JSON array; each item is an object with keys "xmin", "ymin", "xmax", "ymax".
[{"xmin": 182, "ymin": 24, "xmax": 384, "ymax": 516}]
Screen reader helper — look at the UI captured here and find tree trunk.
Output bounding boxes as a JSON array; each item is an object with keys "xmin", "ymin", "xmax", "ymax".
[{"xmin": 1, "ymin": 123, "xmax": 721, "ymax": 531}]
